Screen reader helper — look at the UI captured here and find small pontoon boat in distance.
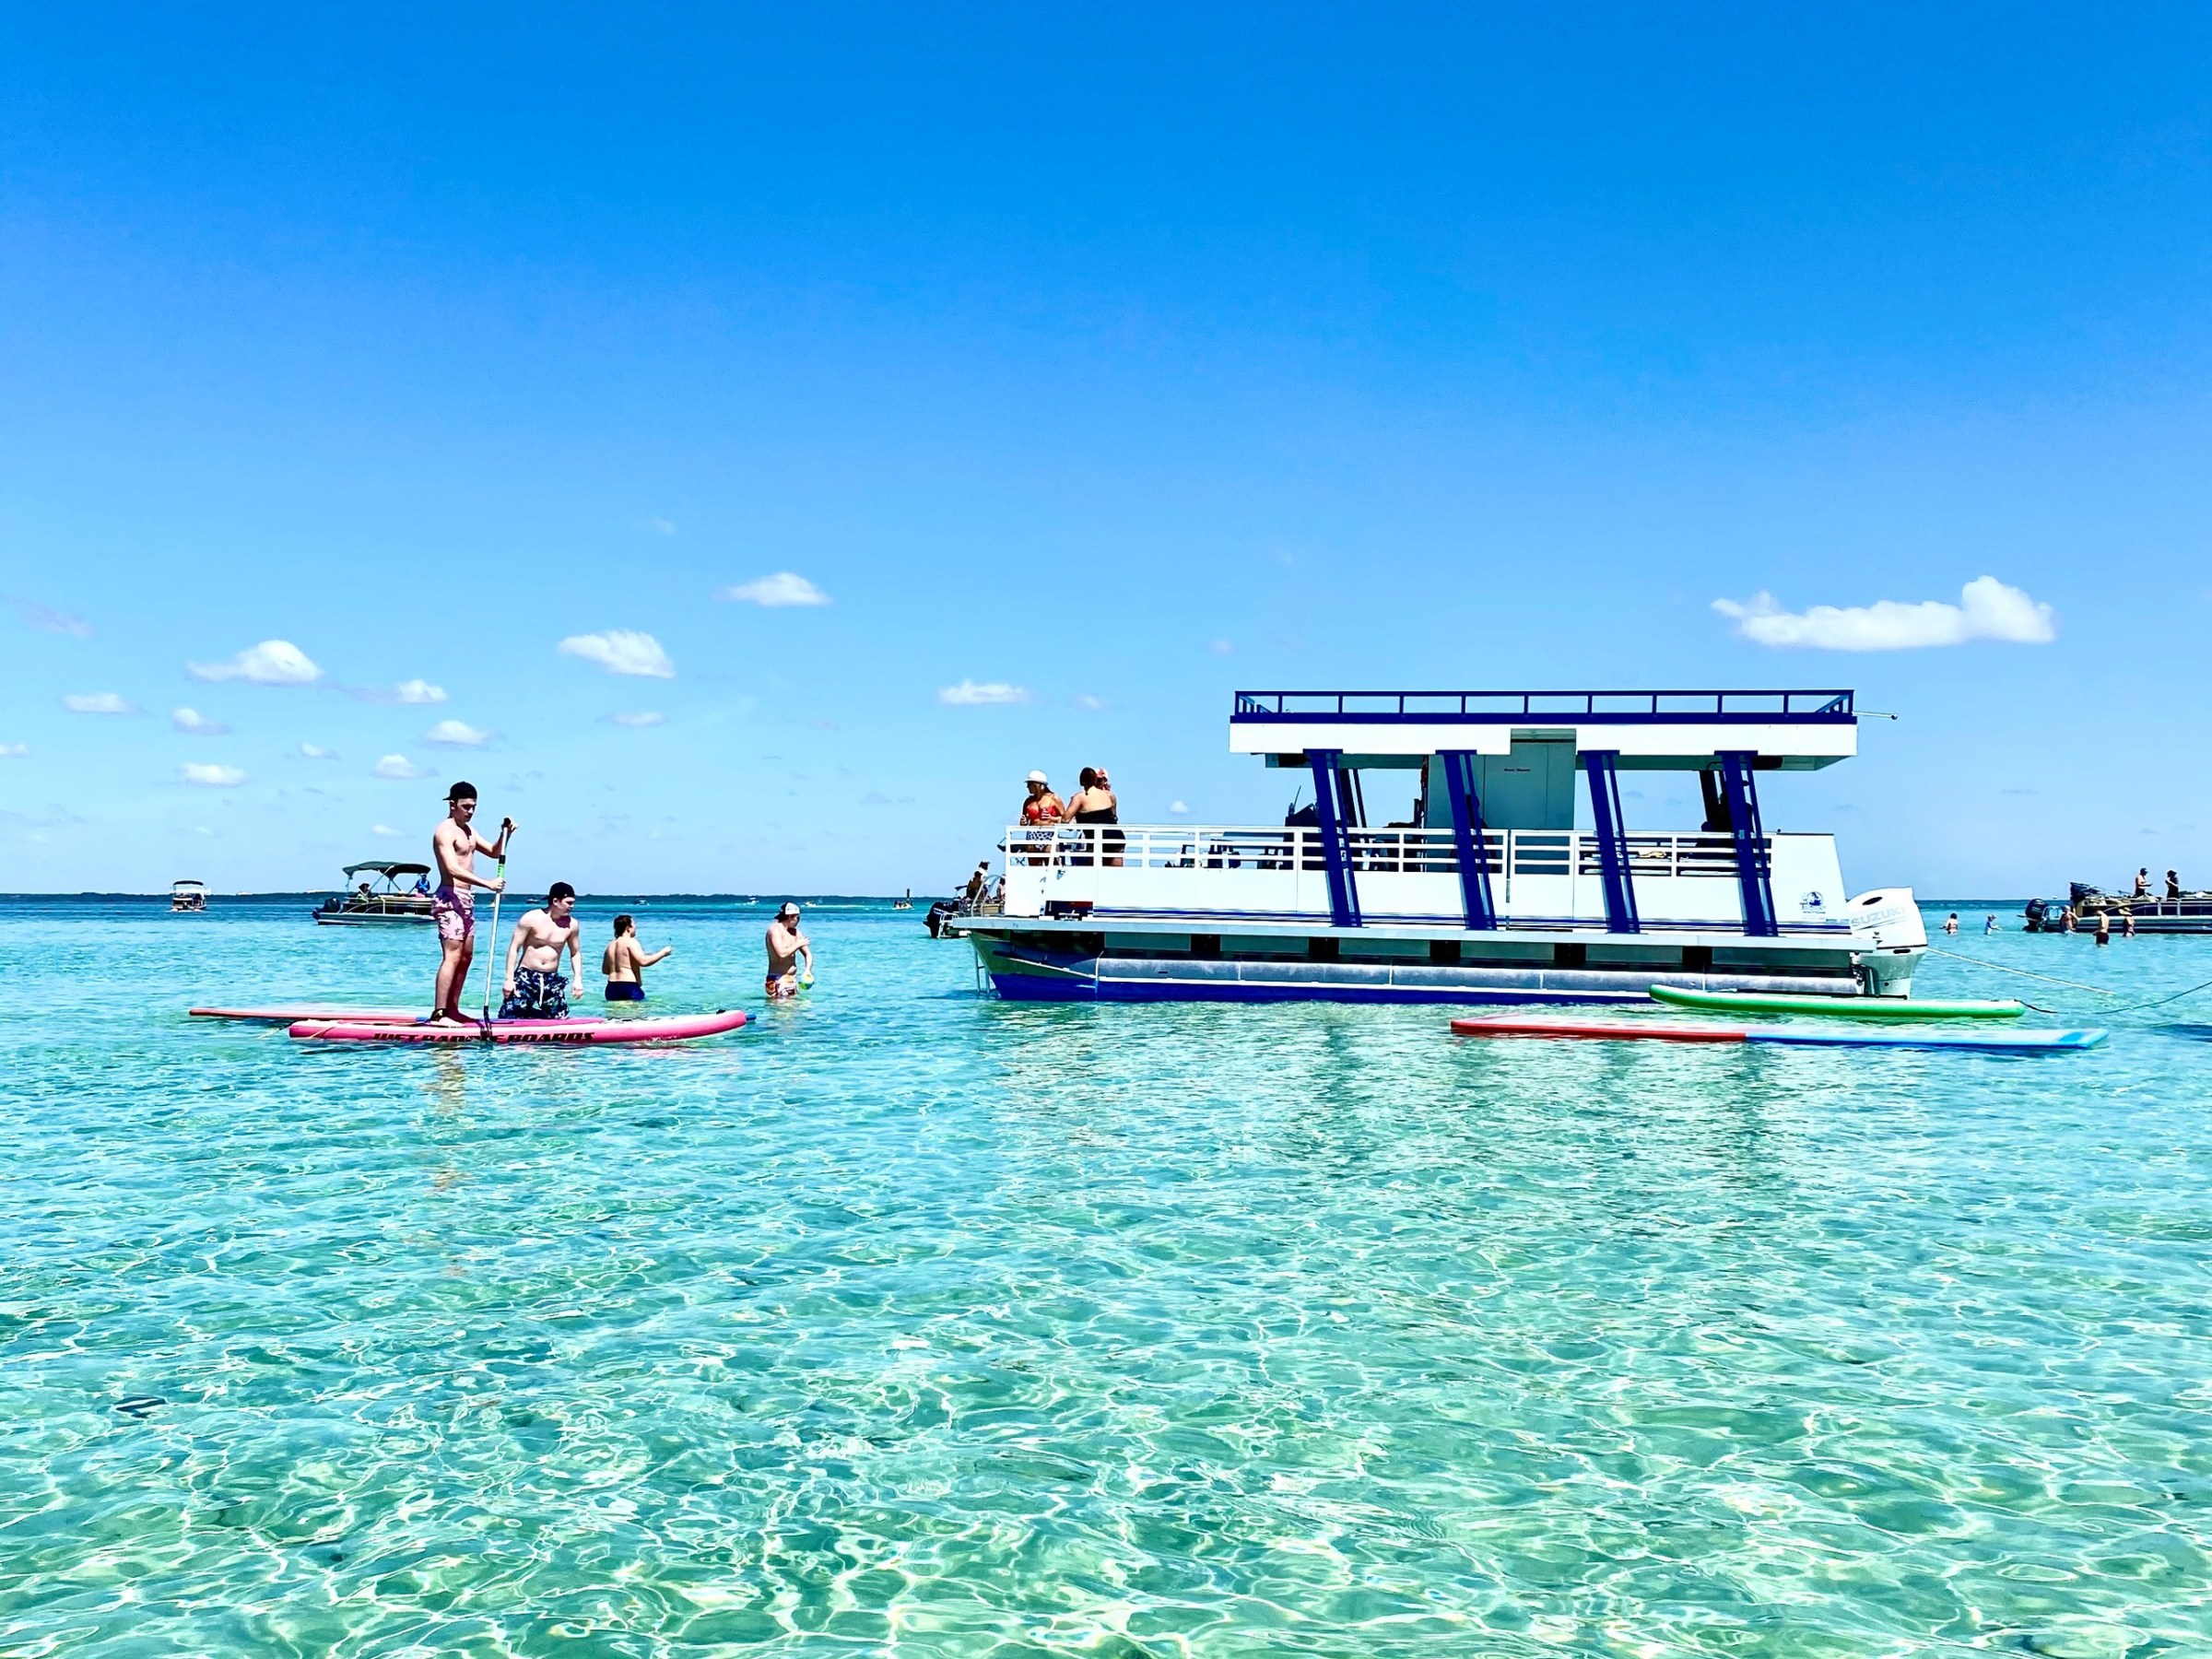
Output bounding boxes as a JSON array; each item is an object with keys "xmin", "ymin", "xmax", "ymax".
[
  {"xmin": 2025, "ymin": 884, "xmax": 2212, "ymax": 935},
  {"xmin": 947, "ymin": 687, "xmax": 1926, "ymax": 1006},
  {"xmin": 314, "ymin": 862, "xmax": 436, "ymax": 926},
  {"xmin": 171, "ymin": 879, "xmax": 208, "ymax": 913}
]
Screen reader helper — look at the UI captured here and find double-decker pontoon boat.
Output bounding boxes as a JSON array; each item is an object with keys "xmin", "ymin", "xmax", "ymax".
[
  {"xmin": 948, "ymin": 688, "xmax": 1924, "ymax": 1005},
  {"xmin": 170, "ymin": 879, "xmax": 208, "ymax": 913},
  {"xmin": 313, "ymin": 862, "xmax": 436, "ymax": 926}
]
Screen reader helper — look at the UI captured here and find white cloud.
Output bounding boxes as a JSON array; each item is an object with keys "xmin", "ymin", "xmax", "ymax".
[
  {"xmin": 423, "ymin": 718, "xmax": 491, "ymax": 747},
  {"xmin": 643, "ymin": 516, "xmax": 677, "ymax": 535},
  {"xmin": 347, "ymin": 677, "xmax": 450, "ymax": 705},
  {"xmin": 374, "ymin": 754, "xmax": 431, "ymax": 781},
  {"xmin": 171, "ymin": 707, "xmax": 229, "ymax": 735},
  {"xmin": 1170, "ymin": 800, "xmax": 1191, "ymax": 814},
  {"xmin": 1713, "ymin": 576, "xmax": 2058, "ymax": 652},
  {"xmin": 938, "ymin": 679, "xmax": 1030, "ymax": 706},
  {"xmin": 187, "ymin": 639, "xmax": 324, "ymax": 685},
  {"xmin": 1073, "ymin": 693, "xmax": 1109, "ymax": 712},
  {"xmin": 559, "ymin": 629, "xmax": 675, "ymax": 678},
  {"xmin": 179, "ymin": 763, "xmax": 246, "ymax": 787},
  {"xmin": 1209, "ymin": 639, "xmax": 1235, "ymax": 656},
  {"xmin": 609, "ymin": 711, "xmax": 665, "ymax": 727},
  {"xmin": 65, "ymin": 692, "xmax": 138, "ymax": 715},
  {"xmin": 371, "ymin": 823, "xmax": 403, "ymax": 838},
  {"xmin": 718, "ymin": 571, "xmax": 830, "ymax": 607},
  {"xmin": 0, "ymin": 742, "xmax": 27, "ymax": 758},
  {"xmin": 299, "ymin": 742, "xmax": 337, "ymax": 759},
  {"xmin": 15, "ymin": 601, "xmax": 92, "ymax": 639}
]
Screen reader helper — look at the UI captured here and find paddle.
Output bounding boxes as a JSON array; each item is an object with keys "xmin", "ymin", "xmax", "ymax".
[{"xmin": 478, "ymin": 820, "xmax": 514, "ymax": 1029}]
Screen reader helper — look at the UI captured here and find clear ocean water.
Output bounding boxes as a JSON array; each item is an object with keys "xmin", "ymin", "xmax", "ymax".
[{"xmin": 5, "ymin": 896, "xmax": 2210, "ymax": 1657}]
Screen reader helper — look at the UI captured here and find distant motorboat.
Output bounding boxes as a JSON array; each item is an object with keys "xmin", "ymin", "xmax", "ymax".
[
  {"xmin": 314, "ymin": 861, "xmax": 437, "ymax": 926},
  {"xmin": 892, "ymin": 888, "xmax": 913, "ymax": 911},
  {"xmin": 171, "ymin": 879, "xmax": 208, "ymax": 913}
]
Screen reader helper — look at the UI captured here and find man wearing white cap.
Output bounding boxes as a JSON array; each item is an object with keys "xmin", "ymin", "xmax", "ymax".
[
  {"xmin": 1019, "ymin": 771, "xmax": 1065, "ymax": 865},
  {"xmin": 765, "ymin": 901, "xmax": 813, "ymax": 1000}
]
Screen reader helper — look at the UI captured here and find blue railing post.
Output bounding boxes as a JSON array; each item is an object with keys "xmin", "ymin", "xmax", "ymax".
[
  {"xmin": 1719, "ymin": 751, "xmax": 1778, "ymax": 937},
  {"xmin": 1307, "ymin": 748, "xmax": 1362, "ymax": 928},
  {"xmin": 1438, "ymin": 750, "xmax": 1496, "ymax": 931},
  {"xmin": 1582, "ymin": 750, "xmax": 1641, "ymax": 935}
]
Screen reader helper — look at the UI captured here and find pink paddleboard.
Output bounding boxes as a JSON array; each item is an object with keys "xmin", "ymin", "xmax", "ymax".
[{"xmin": 289, "ymin": 1009, "xmax": 747, "ymax": 1045}]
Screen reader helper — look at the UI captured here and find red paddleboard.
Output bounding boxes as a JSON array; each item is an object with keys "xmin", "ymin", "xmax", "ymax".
[
  {"xmin": 195, "ymin": 1006, "xmax": 613, "ymax": 1028},
  {"xmin": 289, "ymin": 1009, "xmax": 747, "ymax": 1045},
  {"xmin": 194, "ymin": 1013, "xmax": 539, "ymax": 1026},
  {"xmin": 191, "ymin": 1006, "xmax": 477, "ymax": 1026},
  {"xmin": 1449, "ymin": 1015, "xmax": 2105, "ymax": 1052},
  {"xmin": 1450, "ymin": 1016, "xmax": 1747, "ymax": 1044}
]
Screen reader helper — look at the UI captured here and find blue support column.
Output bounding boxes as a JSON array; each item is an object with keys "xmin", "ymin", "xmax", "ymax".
[
  {"xmin": 1306, "ymin": 748, "xmax": 1362, "ymax": 928},
  {"xmin": 1719, "ymin": 751, "xmax": 1778, "ymax": 937},
  {"xmin": 1582, "ymin": 749, "xmax": 1641, "ymax": 935},
  {"xmin": 1438, "ymin": 750, "xmax": 1496, "ymax": 930}
]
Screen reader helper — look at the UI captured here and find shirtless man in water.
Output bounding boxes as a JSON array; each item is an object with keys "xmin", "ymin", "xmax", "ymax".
[
  {"xmin": 429, "ymin": 780, "xmax": 513, "ymax": 1024},
  {"xmin": 501, "ymin": 882, "xmax": 583, "ymax": 1019},
  {"xmin": 765, "ymin": 902, "xmax": 813, "ymax": 1000}
]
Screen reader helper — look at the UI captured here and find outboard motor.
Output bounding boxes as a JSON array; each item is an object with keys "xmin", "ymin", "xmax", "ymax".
[{"xmin": 1847, "ymin": 887, "xmax": 1927, "ymax": 997}]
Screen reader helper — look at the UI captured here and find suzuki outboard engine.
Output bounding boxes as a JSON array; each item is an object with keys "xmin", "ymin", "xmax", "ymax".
[{"xmin": 1847, "ymin": 888, "xmax": 1927, "ymax": 997}]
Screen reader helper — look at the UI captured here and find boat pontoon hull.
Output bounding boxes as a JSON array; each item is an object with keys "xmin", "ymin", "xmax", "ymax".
[{"xmin": 960, "ymin": 920, "xmax": 1882, "ymax": 1007}]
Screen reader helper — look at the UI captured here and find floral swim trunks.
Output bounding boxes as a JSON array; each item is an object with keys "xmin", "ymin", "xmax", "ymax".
[
  {"xmin": 500, "ymin": 968, "xmax": 570, "ymax": 1020},
  {"xmin": 432, "ymin": 885, "xmax": 474, "ymax": 942}
]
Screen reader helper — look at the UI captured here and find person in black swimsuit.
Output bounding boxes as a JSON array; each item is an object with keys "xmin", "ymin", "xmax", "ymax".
[{"xmin": 1066, "ymin": 766, "xmax": 1124, "ymax": 867}]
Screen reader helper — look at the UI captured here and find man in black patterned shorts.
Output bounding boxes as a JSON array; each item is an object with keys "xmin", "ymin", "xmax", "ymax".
[{"xmin": 500, "ymin": 882, "xmax": 583, "ymax": 1019}]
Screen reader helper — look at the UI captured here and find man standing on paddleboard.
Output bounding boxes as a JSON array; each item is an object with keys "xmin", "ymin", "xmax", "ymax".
[{"xmin": 429, "ymin": 781, "xmax": 513, "ymax": 1026}]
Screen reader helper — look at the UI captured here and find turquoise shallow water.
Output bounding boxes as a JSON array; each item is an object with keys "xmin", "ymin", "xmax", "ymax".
[{"xmin": 5, "ymin": 898, "xmax": 2212, "ymax": 1657}]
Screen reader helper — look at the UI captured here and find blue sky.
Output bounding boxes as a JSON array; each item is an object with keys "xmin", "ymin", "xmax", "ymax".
[{"xmin": 3, "ymin": 5, "xmax": 2207, "ymax": 895}]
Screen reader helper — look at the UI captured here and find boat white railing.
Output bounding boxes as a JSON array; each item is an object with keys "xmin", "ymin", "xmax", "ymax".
[
  {"xmin": 995, "ymin": 822, "xmax": 1847, "ymax": 932},
  {"xmin": 1001, "ymin": 824, "xmax": 1749, "ymax": 877}
]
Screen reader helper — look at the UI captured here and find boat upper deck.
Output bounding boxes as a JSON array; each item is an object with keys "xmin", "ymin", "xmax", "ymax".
[{"xmin": 1230, "ymin": 688, "xmax": 1857, "ymax": 768}]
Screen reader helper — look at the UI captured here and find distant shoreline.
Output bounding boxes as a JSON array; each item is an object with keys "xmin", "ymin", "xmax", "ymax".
[
  {"xmin": 0, "ymin": 891, "xmax": 938, "ymax": 905},
  {"xmin": 3, "ymin": 890, "xmax": 2029, "ymax": 906}
]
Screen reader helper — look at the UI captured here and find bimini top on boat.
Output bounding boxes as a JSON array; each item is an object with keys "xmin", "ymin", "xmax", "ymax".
[
  {"xmin": 171, "ymin": 878, "xmax": 208, "ymax": 913},
  {"xmin": 314, "ymin": 862, "xmax": 436, "ymax": 926},
  {"xmin": 947, "ymin": 686, "xmax": 1925, "ymax": 1006}
]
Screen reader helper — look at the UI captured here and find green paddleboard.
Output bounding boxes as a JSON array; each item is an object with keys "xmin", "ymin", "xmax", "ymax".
[{"xmin": 1649, "ymin": 983, "xmax": 2025, "ymax": 1020}]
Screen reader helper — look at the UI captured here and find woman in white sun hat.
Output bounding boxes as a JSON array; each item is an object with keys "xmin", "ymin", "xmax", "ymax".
[{"xmin": 1019, "ymin": 770, "xmax": 1065, "ymax": 865}]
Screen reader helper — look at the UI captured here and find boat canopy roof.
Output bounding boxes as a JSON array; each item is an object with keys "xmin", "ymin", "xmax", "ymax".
[
  {"xmin": 343, "ymin": 861, "xmax": 431, "ymax": 878},
  {"xmin": 172, "ymin": 878, "xmax": 206, "ymax": 888},
  {"xmin": 1230, "ymin": 688, "xmax": 1858, "ymax": 771}
]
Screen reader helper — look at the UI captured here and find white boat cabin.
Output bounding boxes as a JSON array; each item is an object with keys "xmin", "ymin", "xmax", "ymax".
[{"xmin": 1002, "ymin": 689, "xmax": 1861, "ymax": 939}]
